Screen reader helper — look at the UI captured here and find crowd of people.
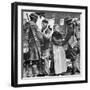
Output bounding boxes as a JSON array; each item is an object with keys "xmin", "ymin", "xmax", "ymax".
[{"xmin": 22, "ymin": 12, "xmax": 80, "ymax": 77}]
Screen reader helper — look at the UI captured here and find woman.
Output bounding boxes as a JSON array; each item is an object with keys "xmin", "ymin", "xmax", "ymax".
[{"xmin": 52, "ymin": 24, "xmax": 67, "ymax": 75}]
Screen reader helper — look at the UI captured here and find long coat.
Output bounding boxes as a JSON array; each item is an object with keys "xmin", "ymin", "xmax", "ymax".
[{"xmin": 28, "ymin": 21, "xmax": 43, "ymax": 60}]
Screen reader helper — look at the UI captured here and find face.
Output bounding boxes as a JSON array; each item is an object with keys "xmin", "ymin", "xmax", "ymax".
[
  {"xmin": 33, "ymin": 18, "xmax": 37, "ymax": 23},
  {"xmin": 55, "ymin": 25, "xmax": 60, "ymax": 32},
  {"xmin": 42, "ymin": 22, "xmax": 48, "ymax": 28}
]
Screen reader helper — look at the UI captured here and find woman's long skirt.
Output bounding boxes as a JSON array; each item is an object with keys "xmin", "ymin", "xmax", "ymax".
[{"xmin": 53, "ymin": 45, "xmax": 66, "ymax": 74}]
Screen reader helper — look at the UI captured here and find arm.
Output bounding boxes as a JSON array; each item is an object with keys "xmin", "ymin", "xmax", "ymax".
[
  {"xmin": 62, "ymin": 29, "xmax": 74, "ymax": 46},
  {"xmin": 52, "ymin": 36, "xmax": 63, "ymax": 45},
  {"xmin": 43, "ymin": 32, "xmax": 51, "ymax": 39},
  {"xmin": 42, "ymin": 29, "xmax": 52, "ymax": 39}
]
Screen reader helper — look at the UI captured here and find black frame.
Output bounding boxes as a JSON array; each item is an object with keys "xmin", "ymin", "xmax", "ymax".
[{"xmin": 11, "ymin": 2, "xmax": 88, "ymax": 87}]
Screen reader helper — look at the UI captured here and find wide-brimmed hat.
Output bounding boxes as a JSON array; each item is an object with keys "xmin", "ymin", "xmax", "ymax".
[
  {"xmin": 35, "ymin": 12, "xmax": 45, "ymax": 17},
  {"xmin": 42, "ymin": 19, "xmax": 48, "ymax": 23},
  {"xmin": 64, "ymin": 16, "xmax": 72, "ymax": 22},
  {"xmin": 29, "ymin": 13, "xmax": 38, "ymax": 20},
  {"xmin": 64, "ymin": 16, "xmax": 73, "ymax": 25}
]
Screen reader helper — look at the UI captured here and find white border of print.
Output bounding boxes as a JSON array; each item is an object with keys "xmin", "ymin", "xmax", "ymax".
[{"xmin": 18, "ymin": 5, "xmax": 85, "ymax": 84}]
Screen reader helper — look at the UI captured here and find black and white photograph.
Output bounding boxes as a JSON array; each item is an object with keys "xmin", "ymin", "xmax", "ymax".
[
  {"xmin": 22, "ymin": 11, "xmax": 80, "ymax": 78},
  {"xmin": 11, "ymin": 2, "xmax": 88, "ymax": 87}
]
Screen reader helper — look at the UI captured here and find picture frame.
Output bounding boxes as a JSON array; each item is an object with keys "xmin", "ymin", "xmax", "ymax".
[{"xmin": 11, "ymin": 2, "xmax": 88, "ymax": 87}]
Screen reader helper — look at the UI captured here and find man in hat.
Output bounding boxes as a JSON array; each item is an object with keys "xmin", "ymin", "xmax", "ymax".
[
  {"xmin": 63, "ymin": 16, "xmax": 74, "ymax": 45},
  {"xmin": 24, "ymin": 13, "xmax": 43, "ymax": 77},
  {"xmin": 63, "ymin": 16, "xmax": 80, "ymax": 75},
  {"xmin": 40, "ymin": 19, "xmax": 52, "ymax": 76}
]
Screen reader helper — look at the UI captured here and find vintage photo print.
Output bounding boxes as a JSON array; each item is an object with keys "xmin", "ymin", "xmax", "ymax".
[
  {"xmin": 22, "ymin": 10, "xmax": 80, "ymax": 78},
  {"xmin": 11, "ymin": 3, "xmax": 87, "ymax": 86}
]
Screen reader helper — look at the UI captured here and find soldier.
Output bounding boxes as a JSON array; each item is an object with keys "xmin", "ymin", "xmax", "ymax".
[{"xmin": 24, "ymin": 13, "xmax": 43, "ymax": 77}]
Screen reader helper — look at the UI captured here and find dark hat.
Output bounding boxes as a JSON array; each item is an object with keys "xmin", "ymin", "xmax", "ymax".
[
  {"xmin": 35, "ymin": 12, "xmax": 45, "ymax": 17},
  {"xmin": 42, "ymin": 19, "xmax": 48, "ymax": 23},
  {"xmin": 64, "ymin": 16, "xmax": 73, "ymax": 25},
  {"xmin": 64, "ymin": 16, "xmax": 72, "ymax": 22},
  {"xmin": 29, "ymin": 13, "xmax": 38, "ymax": 20}
]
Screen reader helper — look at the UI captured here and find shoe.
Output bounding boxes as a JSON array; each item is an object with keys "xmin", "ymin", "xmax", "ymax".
[{"xmin": 37, "ymin": 74, "xmax": 45, "ymax": 77}]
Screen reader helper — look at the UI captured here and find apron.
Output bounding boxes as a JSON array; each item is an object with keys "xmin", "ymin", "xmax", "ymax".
[{"xmin": 53, "ymin": 45, "xmax": 66, "ymax": 74}]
